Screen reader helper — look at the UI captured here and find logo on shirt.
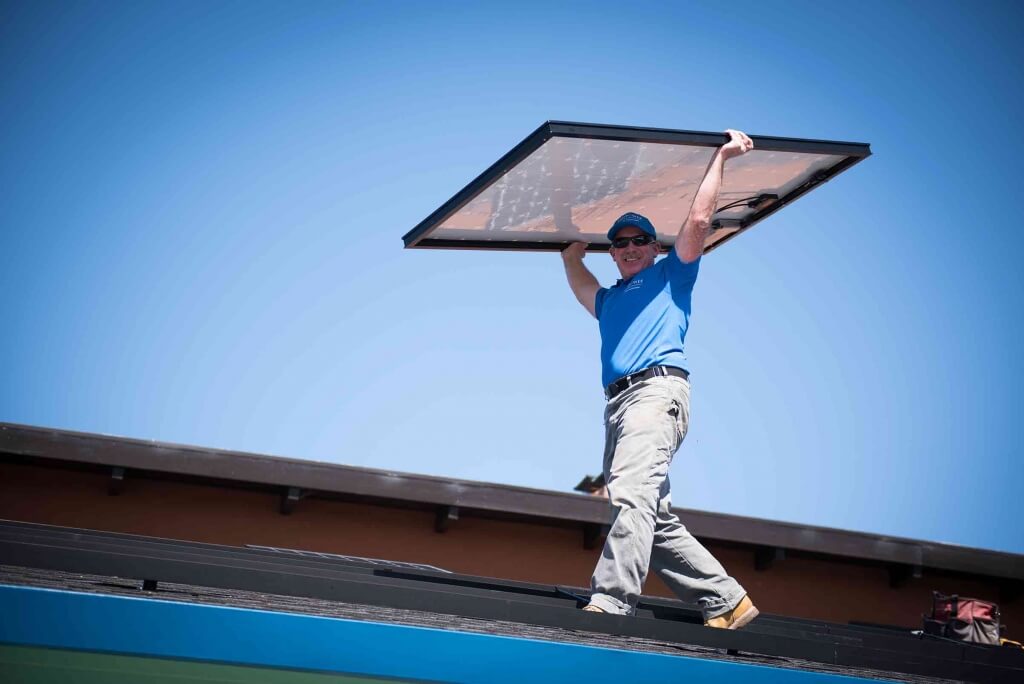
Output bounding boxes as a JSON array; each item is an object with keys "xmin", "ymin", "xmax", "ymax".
[{"xmin": 624, "ymin": 278, "xmax": 644, "ymax": 292}]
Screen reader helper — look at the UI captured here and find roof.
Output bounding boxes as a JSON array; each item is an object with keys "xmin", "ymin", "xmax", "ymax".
[
  {"xmin": 3, "ymin": 519, "xmax": 1023, "ymax": 683},
  {"xmin": 3, "ymin": 422, "xmax": 1021, "ymax": 582}
]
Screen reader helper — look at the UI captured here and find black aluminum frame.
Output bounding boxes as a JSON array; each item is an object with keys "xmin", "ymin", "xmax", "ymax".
[{"xmin": 401, "ymin": 121, "xmax": 871, "ymax": 252}]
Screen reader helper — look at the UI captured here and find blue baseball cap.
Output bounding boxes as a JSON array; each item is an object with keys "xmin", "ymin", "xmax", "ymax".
[{"xmin": 607, "ymin": 212, "xmax": 657, "ymax": 240}]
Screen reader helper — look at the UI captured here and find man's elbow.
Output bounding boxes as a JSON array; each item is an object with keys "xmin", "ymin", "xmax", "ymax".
[
  {"xmin": 677, "ymin": 244, "xmax": 703, "ymax": 263},
  {"xmin": 685, "ymin": 215, "xmax": 712, "ymax": 235},
  {"xmin": 678, "ymin": 219, "xmax": 710, "ymax": 260}
]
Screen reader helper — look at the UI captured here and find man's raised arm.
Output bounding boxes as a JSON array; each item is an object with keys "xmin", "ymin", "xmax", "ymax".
[
  {"xmin": 675, "ymin": 129, "xmax": 754, "ymax": 264},
  {"xmin": 562, "ymin": 241, "xmax": 601, "ymax": 318}
]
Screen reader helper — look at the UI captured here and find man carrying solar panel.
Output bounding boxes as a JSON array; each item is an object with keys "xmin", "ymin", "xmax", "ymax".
[{"xmin": 561, "ymin": 129, "xmax": 758, "ymax": 630}]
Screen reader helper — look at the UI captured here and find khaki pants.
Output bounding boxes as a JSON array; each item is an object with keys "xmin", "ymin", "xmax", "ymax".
[{"xmin": 588, "ymin": 374, "xmax": 746, "ymax": 619}]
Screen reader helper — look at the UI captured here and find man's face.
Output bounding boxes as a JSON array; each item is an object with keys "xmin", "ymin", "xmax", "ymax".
[{"xmin": 610, "ymin": 227, "xmax": 660, "ymax": 279}]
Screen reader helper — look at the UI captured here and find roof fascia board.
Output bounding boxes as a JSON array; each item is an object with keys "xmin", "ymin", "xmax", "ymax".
[{"xmin": 2, "ymin": 422, "xmax": 1021, "ymax": 580}]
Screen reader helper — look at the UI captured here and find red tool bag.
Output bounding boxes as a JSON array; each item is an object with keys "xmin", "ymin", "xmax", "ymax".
[{"xmin": 923, "ymin": 592, "xmax": 1001, "ymax": 645}]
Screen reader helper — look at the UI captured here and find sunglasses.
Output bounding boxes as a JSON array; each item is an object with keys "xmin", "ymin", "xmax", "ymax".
[{"xmin": 611, "ymin": 234, "xmax": 656, "ymax": 248}]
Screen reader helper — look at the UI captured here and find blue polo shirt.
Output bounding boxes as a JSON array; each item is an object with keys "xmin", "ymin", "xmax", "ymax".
[{"xmin": 594, "ymin": 250, "xmax": 700, "ymax": 388}]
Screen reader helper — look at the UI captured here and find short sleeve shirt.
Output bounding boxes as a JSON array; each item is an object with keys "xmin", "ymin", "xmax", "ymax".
[{"xmin": 594, "ymin": 250, "xmax": 700, "ymax": 387}]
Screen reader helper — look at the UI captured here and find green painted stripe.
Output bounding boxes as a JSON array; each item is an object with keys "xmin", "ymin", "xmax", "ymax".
[{"xmin": 0, "ymin": 644, "xmax": 423, "ymax": 684}]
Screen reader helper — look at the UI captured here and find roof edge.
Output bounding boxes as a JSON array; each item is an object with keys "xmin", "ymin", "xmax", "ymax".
[{"xmin": 2, "ymin": 422, "xmax": 1021, "ymax": 580}]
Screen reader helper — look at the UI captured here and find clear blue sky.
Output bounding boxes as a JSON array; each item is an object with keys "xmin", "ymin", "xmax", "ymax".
[{"xmin": 3, "ymin": 0, "xmax": 1022, "ymax": 554}]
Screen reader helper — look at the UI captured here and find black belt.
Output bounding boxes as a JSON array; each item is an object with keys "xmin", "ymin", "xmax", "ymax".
[{"xmin": 605, "ymin": 365, "xmax": 689, "ymax": 400}]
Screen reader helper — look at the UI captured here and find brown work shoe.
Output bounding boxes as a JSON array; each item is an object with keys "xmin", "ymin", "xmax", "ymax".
[{"xmin": 704, "ymin": 595, "xmax": 759, "ymax": 630}]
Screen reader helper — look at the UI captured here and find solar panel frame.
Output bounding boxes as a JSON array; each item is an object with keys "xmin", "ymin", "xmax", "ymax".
[{"xmin": 402, "ymin": 121, "xmax": 871, "ymax": 253}]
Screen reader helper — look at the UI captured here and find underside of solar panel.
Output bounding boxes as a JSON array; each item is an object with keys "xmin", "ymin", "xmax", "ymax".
[{"xmin": 403, "ymin": 121, "xmax": 870, "ymax": 253}]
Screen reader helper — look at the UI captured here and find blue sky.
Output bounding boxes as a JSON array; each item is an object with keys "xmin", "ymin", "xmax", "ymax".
[{"xmin": 2, "ymin": 0, "xmax": 1022, "ymax": 554}]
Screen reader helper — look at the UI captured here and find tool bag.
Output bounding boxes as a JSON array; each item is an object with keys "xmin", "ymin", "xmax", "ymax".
[{"xmin": 922, "ymin": 592, "xmax": 1001, "ymax": 645}]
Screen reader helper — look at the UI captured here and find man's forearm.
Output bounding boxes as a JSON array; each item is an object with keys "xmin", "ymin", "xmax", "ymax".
[
  {"xmin": 676, "ymin": 130, "xmax": 753, "ymax": 262},
  {"xmin": 677, "ymin": 150, "xmax": 726, "ymax": 262},
  {"xmin": 690, "ymin": 150, "xmax": 727, "ymax": 234}
]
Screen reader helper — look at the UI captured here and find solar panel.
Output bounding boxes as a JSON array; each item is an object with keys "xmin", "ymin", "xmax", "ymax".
[
  {"xmin": 246, "ymin": 545, "xmax": 452, "ymax": 573},
  {"xmin": 403, "ymin": 121, "xmax": 870, "ymax": 253}
]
